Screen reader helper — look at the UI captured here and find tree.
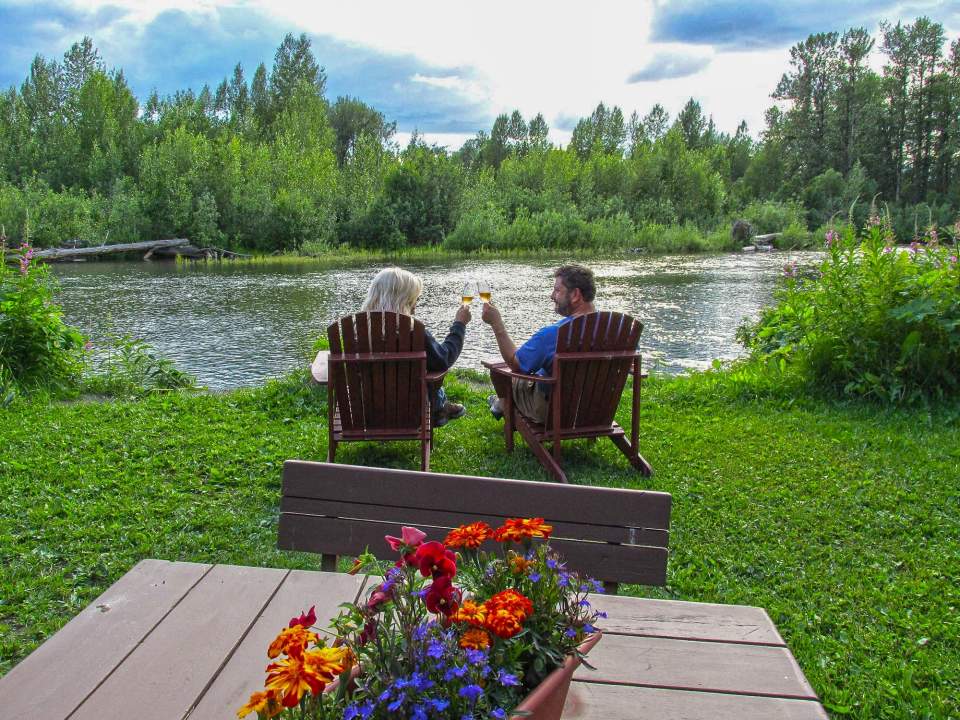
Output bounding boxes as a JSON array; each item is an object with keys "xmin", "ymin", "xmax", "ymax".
[
  {"xmin": 328, "ymin": 96, "xmax": 395, "ymax": 166},
  {"xmin": 62, "ymin": 37, "xmax": 102, "ymax": 97},
  {"xmin": 250, "ymin": 62, "xmax": 270, "ymax": 133},
  {"xmin": 270, "ymin": 33, "xmax": 326, "ymax": 123},
  {"xmin": 837, "ymin": 28, "xmax": 875, "ymax": 173},
  {"xmin": 880, "ymin": 21, "xmax": 914, "ymax": 202},
  {"xmin": 774, "ymin": 32, "xmax": 840, "ymax": 188},
  {"xmin": 642, "ymin": 104, "xmax": 670, "ymax": 143},
  {"xmin": 506, "ymin": 110, "xmax": 528, "ymax": 155},
  {"xmin": 570, "ymin": 103, "xmax": 626, "ymax": 158},
  {"xmin": 528, "ymin": 114, "xmax": 549, "ymax": 151},
  {"xmin": 227, "ymin": 63, "xmax": 249, "ymax": 130},
  {"xmin": 675, "ymin": 98, "xmax": 706, "ymax": 149},
  {"xmin": 485, "ymin": 114, "xmax": 510, "ymax": 168}
]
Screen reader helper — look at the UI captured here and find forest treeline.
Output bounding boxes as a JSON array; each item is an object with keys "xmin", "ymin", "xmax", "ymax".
[{"xmin": 0, "ymin": 17, "xmax": 958, "ymax": 254}]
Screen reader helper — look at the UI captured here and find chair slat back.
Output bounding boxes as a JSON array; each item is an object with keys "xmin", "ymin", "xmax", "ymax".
[
  {"xmin": 327, "ymin": 312, "xmax": 426, "ymax": 432},
  {"xmin": 551, "ymin": 312, "xmax": 642, "ymax": 430}
]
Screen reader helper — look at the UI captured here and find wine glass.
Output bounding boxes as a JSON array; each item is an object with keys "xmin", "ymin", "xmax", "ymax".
[
  {"xmin": 461, "ymin": 281, "xmax": 476, "ymax": 306},
  {"xmin": 477, "ymin": 279, "xmax": 491, "ymax": 303}
]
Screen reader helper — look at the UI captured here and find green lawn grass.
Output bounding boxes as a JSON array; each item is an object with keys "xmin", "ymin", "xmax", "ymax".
[{"xmin": 1, "ymin": 371, "xmax": 958, "ymax": 718}]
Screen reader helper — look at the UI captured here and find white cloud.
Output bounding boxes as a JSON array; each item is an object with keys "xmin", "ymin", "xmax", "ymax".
[{"xmin": 37, "ymin": 0, "xmax": 960, "ymax": 146}]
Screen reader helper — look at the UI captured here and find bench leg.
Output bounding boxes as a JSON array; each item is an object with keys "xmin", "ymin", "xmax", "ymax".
[
  {"xmin": 421, "ymin": 437, "xmax": 431, "ymax": 472},
  {"xmin": 320, "ymin": 554, "xmax": 337, "ymax": 572},
  {"xmin": 327, "ymin": 439, "xmax": 338, "ymax": 463},
  {"xmin": 610, "ymin": 434, "xmax": 653, "ymax": 477}
]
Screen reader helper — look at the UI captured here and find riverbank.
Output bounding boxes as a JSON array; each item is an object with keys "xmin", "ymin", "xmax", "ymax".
[{"xmin": 1, "ymin": 371, "xmax": 957, "ymax": 718}]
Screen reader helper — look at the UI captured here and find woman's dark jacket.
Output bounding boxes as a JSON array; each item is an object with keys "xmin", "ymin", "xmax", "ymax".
[{"xmin": 425, "ymin": 320, "xmax": 466, "ymax": 372}]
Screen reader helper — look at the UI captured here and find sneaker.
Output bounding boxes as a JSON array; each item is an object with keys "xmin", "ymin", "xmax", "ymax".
[
  {"xmin": 435, "ymin": 401, "xmax": 466, "ymax": 427},
  {"xmin": 487, "ymin": 394, "xmax": 504, "ymax": 421}
]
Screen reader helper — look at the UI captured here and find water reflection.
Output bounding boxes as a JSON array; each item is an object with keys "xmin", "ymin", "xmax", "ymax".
[{"xmin": 52, "ymin": 252, "xmax": 819, "ymax": 389}]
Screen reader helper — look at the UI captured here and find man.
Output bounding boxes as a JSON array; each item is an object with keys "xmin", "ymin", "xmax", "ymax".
[{"xmin": 481, "ymin": 264, "xmax": 596, "ymax": 423}]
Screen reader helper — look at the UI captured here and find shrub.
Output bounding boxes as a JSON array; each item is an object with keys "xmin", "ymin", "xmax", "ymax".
[
  {"xmin": 774, "ymin": 222, "xmax": 814, "ymax": 249},
  {"xmin": 0, "ymin": 243, "xmax": 87, "ymax": 393},
  {"xmin": 739, "ymin": 223, "xmax": 960, "ymax": 402},
  {"xmin": 84, "ymin": 334, "xmax": 197, "ymax": 398},
  {"xmin": 739, "ymin": 200, "xmax": 806, "ymax": 234},
  {"xmin": 444, "ymin": 203, "xmax": 508, "ymax": 252}
]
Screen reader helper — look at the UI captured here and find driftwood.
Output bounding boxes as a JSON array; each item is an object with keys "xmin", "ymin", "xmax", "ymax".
[
  {"xmin": 7, "ymin": 238, "xmax": 189, "ymax": 262},
  {"xmin": 752, "ymin": 232, "xmax": 782, "ymax": 245}
]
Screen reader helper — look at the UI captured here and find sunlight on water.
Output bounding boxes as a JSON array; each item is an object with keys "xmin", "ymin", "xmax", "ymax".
[{"xmin": 52, "ymin": 252, "xmax": 820, "ymax": 390}]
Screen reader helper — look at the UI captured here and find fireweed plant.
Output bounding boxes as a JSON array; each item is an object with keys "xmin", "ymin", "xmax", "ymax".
[
  {"xmin": 739, "ymin": 219, "xmax": 960, "ymax": 402},
  {"xmin": 239, "ymin": 519, "xmax": 605, "ymax": 719}
]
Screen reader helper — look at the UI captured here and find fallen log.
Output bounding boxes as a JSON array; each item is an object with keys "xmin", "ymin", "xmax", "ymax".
[
  {"xmin": 752, "ymin": 232, "xmax": 782, "ymax": 245},
  {"xmin": 6, "ymin": 238, "xmax": 190, "ymax": 262}
]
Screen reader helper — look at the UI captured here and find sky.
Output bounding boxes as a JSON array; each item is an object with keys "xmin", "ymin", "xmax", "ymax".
[{"xmin": 1, "ymin": 0, "xmax": 958, "ymax": 149}]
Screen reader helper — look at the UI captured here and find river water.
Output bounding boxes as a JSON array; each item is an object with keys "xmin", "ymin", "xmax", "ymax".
[{"xmin": 51, "ymin": 252, "xmax": 818, "ymax": 390}]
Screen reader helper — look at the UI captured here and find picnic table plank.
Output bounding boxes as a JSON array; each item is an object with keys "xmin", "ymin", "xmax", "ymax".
[
  {"xmin": 70, "ymin": 564, "xmax": 287, "ymax": 720},
  {"xmin": 591, "ymin": 595, "xmax": 786, "ymax": 646},
  {"xmin": 189, "ymin": 569, "xmax": 367, "ymax": 719},
  {"xmin": 564, "ymin": 683, "xmax": 829, "ymax": 719},
  {"xmin": 0, "ymin": 559, "xmax": 210, "ymax": 720},
  {"xmin": 574, "ymin": 633, "xmax": 819, "ymax": 700}
]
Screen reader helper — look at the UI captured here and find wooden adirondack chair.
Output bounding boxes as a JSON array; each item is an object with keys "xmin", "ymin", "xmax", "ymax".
[
  {"xmin": 326, "ymin": 312, "xmax": 446, "ymax": 471},
  {"xmin": 482, "ymin": 311, "xmax": 652, "ymax": 483}
]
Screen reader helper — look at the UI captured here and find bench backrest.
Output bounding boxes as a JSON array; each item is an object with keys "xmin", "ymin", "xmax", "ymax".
[
  {"xmin": 327, "ymin": 312, "xmax": 427, "ymax": 433},
  {"xmin": 549, "ymin": 311, "xmax": 643, "ymax": 431},
  {"xmin": 278, "ymin": 461, "xmax": 671, "ymax": 588}
]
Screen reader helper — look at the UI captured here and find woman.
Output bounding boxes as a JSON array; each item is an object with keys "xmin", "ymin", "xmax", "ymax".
[{"xmin": 361, "ymin": 267, "xmax": 471, "ymax": 426}]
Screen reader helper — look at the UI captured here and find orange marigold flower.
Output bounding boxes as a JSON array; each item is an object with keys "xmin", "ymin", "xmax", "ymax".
[
  {"xmin": 487, "ymin": 589, "xmax": 534, "ymax": 620},
  {"xmin": 267, "ymin": 625, "xmax": 319, "ymax": 659},
  {"xmin": 485, "ymin": 607, "xmax": 525, "ymax": 639},
  {"xmin": 444, "ymin": 521, "xmax": 493, "ymax": 549},
  {"xmin": 459, "ymin": 627, "xmax": 491, "ymax": 650},
  {"xmin": 493, "ymin": 517, "xmax": 553, "ymax": 543},
  {"xmin": 266, "ymin": 654, "xmax": 324, "ymax": 708},
  {"xmin": 303, "ymin": 645, "xmax": 351, "ymax": 685},
  {"xmin": 237, "ymin": 689, "xmax": 283, "ymax": 718},
  {"xmin": 510, "ymin": 554, "xmax": 534, "ymax": 575},
  {"xmin": 449, "ymin": 599, "xmax": 487, "ymax": 627}
]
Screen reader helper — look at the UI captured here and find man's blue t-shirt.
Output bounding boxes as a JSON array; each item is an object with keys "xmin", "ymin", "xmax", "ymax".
[{"xmin": 514, "ymin": 316, "xmax": 575, "ymax": 378}]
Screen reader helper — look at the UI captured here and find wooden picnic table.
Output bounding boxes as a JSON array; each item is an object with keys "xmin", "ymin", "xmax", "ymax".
[{"xmin": 0, "ymin": 559, "xmax": 828, "ymax": 719}]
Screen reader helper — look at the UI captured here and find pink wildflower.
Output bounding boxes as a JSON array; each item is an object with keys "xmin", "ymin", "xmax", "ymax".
[
  {"xmin": 782, "ymin": 262, "xmax": 798, "ymax": 278},
  {"xmin": 824, "ymin": 230, "xmax": 837, "ymax": 248}
]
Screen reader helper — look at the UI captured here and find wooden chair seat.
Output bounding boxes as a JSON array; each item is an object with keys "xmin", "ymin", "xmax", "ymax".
[{"xmin": 331, "ymin": 403, "xmax": 432, "ymax": 441}]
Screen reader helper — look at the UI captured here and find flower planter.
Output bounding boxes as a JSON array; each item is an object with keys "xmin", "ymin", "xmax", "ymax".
[
  {"xmin": 324, "ymin": 633, "xmax": 602, "ymax": 719},
  {"xmin": 511, "ymin": 632, "xmax": 602, "ymax": 720}
]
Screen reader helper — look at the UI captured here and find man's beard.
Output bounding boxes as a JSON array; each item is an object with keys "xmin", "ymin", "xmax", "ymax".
[{"xmin": 554, "ymin": 296, "xmax": 572, "ymax": 316}]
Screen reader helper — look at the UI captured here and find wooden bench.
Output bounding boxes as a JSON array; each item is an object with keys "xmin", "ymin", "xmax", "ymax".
[{"xmin": 277, "ymin": 460, "xmax": 672, "ymax": 593}]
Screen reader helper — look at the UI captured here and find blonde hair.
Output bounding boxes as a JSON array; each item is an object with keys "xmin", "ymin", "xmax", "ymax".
[{"xmin": 361, "ymin": 267, "xmax": 423, "ymax": 316}]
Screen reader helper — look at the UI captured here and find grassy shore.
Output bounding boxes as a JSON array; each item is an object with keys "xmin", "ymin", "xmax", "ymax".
[{"xmin": 1, "ymin": 370, "xmax": 957, "ymax": 718}]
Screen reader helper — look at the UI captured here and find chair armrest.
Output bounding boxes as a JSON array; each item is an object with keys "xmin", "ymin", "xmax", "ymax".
[
  {"xmin": 480, "ymin": 360, "xmax": 556, "ymax": 385},
  {"xmin": 425, "ymin": 370, "xmax": 448, "ymax": 383}
]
